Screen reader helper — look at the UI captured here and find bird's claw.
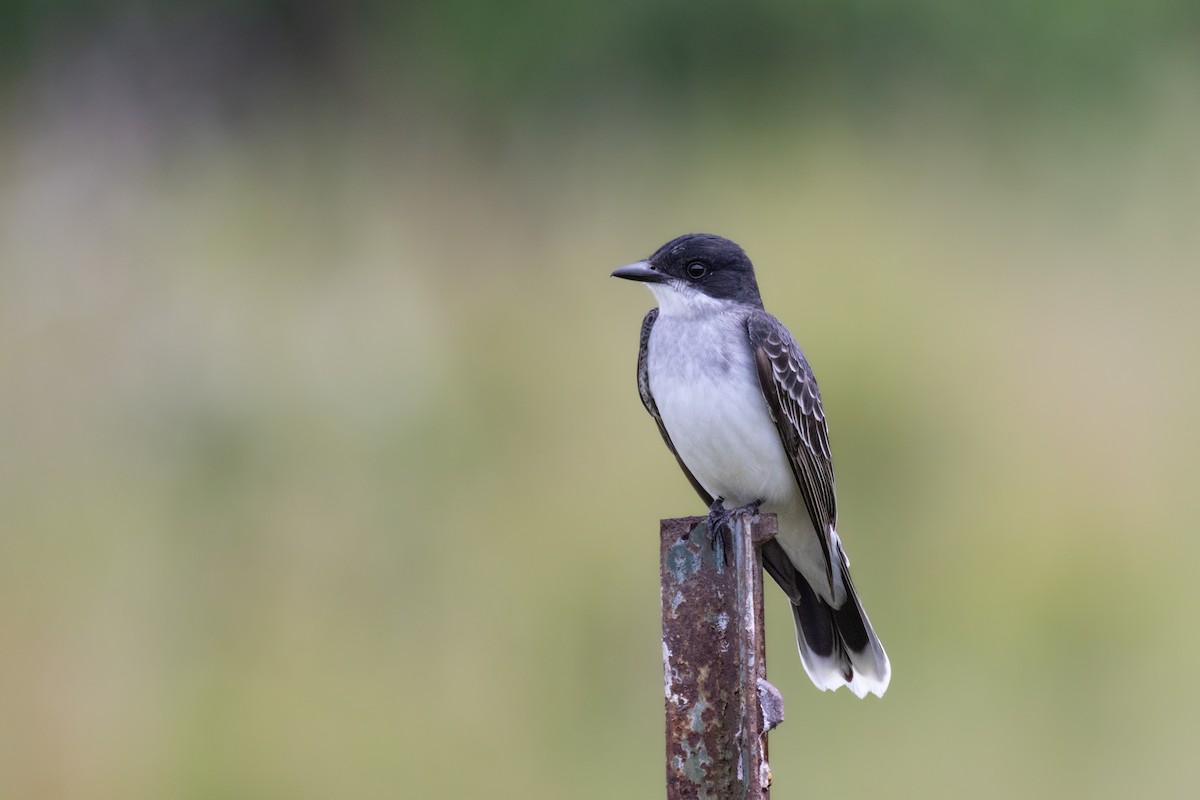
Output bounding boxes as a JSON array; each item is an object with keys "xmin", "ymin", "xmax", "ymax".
[
  {"xmin": 705, "ymin": 498, "xmax": 731, "ymax": 565},
  {"xmin": 705, "ymin": 498, "xmax": 765, "ymax": 565}
]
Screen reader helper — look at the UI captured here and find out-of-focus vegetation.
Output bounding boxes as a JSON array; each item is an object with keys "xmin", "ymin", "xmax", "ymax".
[
  {"xmin": 1, "ymin": 2, "xmax": 1198, "ymax": 799},
  {"xmin": 5, "ymin": 0, "xmax": 1200, "ymax": 119}
]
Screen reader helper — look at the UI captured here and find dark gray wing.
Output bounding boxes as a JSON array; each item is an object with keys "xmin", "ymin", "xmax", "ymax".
[
  {"xmin": 638, "ymin": 309, "xmax": 715, "ymax": 506},
  {"xmin": 747, "ymin": 309, "xmax": 837, "ymax": 587}
]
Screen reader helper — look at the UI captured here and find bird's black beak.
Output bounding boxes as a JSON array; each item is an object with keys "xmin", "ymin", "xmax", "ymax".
[{"xmin": 611, "ymin": 261, "xmax": 665, "ymax": 283}]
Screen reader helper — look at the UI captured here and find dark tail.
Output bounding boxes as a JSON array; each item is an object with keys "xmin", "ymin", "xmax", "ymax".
[{"xmin": 763, "ymin": 539, "xmax": 890, "ymax": 698}]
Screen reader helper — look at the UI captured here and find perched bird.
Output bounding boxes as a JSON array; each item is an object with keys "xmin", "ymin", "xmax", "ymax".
[{"xmin": 612, "ymin": 233, "xmax": 890, "ymax": 698}]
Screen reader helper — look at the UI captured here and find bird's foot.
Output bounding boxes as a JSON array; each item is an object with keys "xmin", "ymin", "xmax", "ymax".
[
  {"xmin": 705, "ymin": 498, "xmax": 765, "ymax": 565},
  {"xmin": 705, "ymin": 498, "xmax": 730, "ymax": 564}
]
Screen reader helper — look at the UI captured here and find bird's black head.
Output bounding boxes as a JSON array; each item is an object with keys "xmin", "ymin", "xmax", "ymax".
[{"xmin": 612, "ymin": 233, "xmax": 763, "ymax": 308}]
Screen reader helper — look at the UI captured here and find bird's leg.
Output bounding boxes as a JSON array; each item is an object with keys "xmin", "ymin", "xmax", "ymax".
[
  {"xmin": 736, "ymin": 498, "xmax": 764, "ymax": 517},
  {"xmin": 705, "ymin": 497, "xmax": 728, "ymax": 540},
  {"xmin": 707, "ymin": 496, "xmax": 727, "ymax": 518}
]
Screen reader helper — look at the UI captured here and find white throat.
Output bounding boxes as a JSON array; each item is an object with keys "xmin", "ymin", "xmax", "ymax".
[{"xmin": 647, "ymin": 281, "xmax": 739, "ymax": 319}]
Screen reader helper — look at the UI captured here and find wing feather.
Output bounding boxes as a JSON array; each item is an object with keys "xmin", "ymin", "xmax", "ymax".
[{"xmin": 747, "ymin": 310, "xmax": 838, "ymax": 588}]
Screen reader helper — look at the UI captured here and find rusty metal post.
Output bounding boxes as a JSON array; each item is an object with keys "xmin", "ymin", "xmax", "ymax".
[{"xmin": 661, "ymin": 511, "xmax": 783, "ymax": 800}]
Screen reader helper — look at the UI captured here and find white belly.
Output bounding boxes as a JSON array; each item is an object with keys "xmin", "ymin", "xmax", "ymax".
[
  {"xmin": 648, "ymin": 304, "xmax": 838, "ymax": 602},
  {"xmin": 648, "ymin": 310, "xmax": 795, "ymax": 507}
]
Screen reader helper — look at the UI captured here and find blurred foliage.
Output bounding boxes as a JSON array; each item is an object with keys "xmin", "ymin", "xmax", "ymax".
[
  {"xmin": 1, "ymin": 2, "xmax": 1200, "ymax": 799},
  {"xmin": 3, "ymin": 0, "xmax": 1200, "ymax": 120}
]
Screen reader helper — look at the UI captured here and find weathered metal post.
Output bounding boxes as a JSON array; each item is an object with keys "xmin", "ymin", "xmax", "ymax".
[{"xmin": 660, "ymin": 511, "xmax": 784, "ymax": 800}]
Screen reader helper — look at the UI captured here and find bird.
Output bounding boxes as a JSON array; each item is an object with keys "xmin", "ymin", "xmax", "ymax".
[{"xmin": 612, "ymin": 233, "xmax": 890, "ymax": 698}]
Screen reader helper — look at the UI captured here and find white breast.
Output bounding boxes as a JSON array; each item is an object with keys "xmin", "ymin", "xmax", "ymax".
[{"xmin": 647, "ymin": 299, "xmax": 796, "ymax": 507}]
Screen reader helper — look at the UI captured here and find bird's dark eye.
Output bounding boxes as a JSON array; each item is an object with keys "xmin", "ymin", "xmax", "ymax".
[{"xmin": 686, "ymin": 261, "xmax": 708, "ymax": 279}]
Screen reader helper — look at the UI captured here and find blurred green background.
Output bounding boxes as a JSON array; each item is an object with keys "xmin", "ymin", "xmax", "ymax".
[{"xmin": 2, "ymin": 2, "xmax": 1199, "ymax": 798}]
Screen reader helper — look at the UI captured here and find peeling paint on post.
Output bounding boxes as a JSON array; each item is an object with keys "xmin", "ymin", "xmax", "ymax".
[{"xmin": 661, "ymin": 511, "xmax": 782, "ymax": 800}]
